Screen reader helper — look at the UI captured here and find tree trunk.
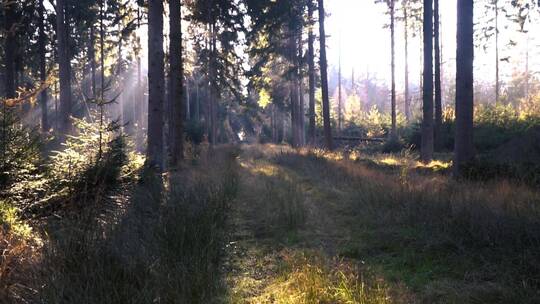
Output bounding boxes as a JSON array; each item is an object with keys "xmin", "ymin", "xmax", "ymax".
[
  {"xmin": 210, "ymin": 23, "xmax": 218, "ymax": 146},
  {"xmin": 56, "ymin": 0, "xmax": 72, "ymax": 136},
  {"xmin": 453, "ymin": 0, "xmax": 474, "ymax": 176},
  {"xmin": 338, "ymin": 46, "xmax": 342, "ymax": 134},
  {"xmin": 390, "ymin": 0, "xmax": 397, "ymax": 138},
  {"xmin": 3, "ymin": 1, "xmax": 16, "ymax": 99},
  {"xmin": 147, "ymin": 0, "xmax": 165, "ymax": 168},
  {"xmin": 317, "ymin": 0, "xmax": 333, "ymax": 150},
  {"xmin": 38, "ymin": 0, "xmax": 48, "ymax": 132},
  {"xmin": 421, "ymin": 0, "xmax": 434, "ymax": 163},
  {"xmin": 298, "ymin": 31, "xmax": 305, "ymax": 146},
  {"xmin": 434, "ymin": 0, "xmax": 442, "ymax": 150},
  {"xmin": 307, "ymin": 0, "xmax": 316, "ymax": 145},
  {"xmin": 169, "ymin": 0, "xmax": 184, "ymax": 166},
  {"xmin": 404, "ymin": 2, "xmax": 411, "ymax": 122},
  {"xmin": 89, "ymin": 27, "xmax": 96, "ymax": 99},
  {"xmin": 495, "ymin": 0, "xmax": 499, "ymax": 103}
]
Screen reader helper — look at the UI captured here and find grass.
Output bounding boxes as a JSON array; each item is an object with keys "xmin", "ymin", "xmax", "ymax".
[
  {"xmin": 4, "ymin": 143, "xmax": 540, "ymax": 303},
  {"xmin": 270, "ymin": 147, "xmax": 540, "ymax": 303},
  {"xmin": 252, "ymin": 249, "xmax": 392, "ymax": 304},
  {"xmin": 1, "ymin": 147, "xmax": 239, "ymax": 304}
]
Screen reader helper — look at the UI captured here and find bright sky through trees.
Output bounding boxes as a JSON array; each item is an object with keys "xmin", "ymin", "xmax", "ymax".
[{"xmin": 325, "ymin": 0, "xmax": 538, "ymax": 88}]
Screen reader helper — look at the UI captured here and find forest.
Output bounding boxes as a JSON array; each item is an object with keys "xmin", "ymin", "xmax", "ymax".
[{"xmin": 1, "ymin": 0, "xmax": 540, "ymax": 303}]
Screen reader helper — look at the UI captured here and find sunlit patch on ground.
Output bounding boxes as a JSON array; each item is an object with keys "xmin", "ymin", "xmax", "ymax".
[{"xmin": 249, "ymin": 249, "xmax": 392, "ymax": 304}]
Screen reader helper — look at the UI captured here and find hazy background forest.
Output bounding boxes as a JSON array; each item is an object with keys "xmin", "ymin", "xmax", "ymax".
[{"xmin": 1, "ymin": 0, "xmax": 540, "ymax": 303}]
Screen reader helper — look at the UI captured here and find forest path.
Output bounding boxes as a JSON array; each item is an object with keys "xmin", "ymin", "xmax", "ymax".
[{"xmin": 223, "ymin": 145, "xmax": 393, "ymax": 303}]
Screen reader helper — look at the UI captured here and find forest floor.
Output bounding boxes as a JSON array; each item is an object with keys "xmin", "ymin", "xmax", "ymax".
[
  {"xmin": 223, "ymin": 144, "xmax": 540, "ymax": 303},
  {"xmin": 3, "ymin": 144, "xmax": 540, "ymax": 303}
]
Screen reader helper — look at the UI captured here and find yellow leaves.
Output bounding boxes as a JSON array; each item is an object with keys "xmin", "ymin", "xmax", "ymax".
[
  {"xmin": 2, "ymin": 72, "xmax": 57, "ymax": 108},
  {"xmin": 258, "ymin": 88, "xmax": 272, "ymax": 109}
]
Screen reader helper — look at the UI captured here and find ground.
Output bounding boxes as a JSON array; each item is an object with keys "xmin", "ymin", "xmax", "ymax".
[
  {"xmin": 3, "ymin": 144, "xmax": 540, "ymax": 303},
  {"xmin": 222, "ymin": 144, "xmax": 540, "ymax": 303}
]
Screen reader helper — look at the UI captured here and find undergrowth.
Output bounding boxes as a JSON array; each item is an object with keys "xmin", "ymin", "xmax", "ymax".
[
  {"xmin": 273, "ymin": 149, "xmax": 540, "ymax": 303},
  {"xmin": 36, "ymin": 147, "xmax": 239, "ymax": 303}
]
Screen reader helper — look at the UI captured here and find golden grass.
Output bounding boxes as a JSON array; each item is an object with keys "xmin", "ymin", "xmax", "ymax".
[{"xmin": 251, "ymin": 250, "xmax": 391, "ymax": 304}]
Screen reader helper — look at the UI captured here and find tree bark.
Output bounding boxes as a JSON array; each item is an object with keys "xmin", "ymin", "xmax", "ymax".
[
  {"xmin": 404, "ymin": 2, "xmax": 411, "ymax": 122},
  {"xmin": 317, "ymin": 0, "xmax": 333, "ymax": 150},
  {"xmin": 169, "ymin": 0, "xmax": 184, "ymax": 166},
  {"xmin": 338, "ymin": 45, "xmax": 342, "ymax": 134},
  {"xmin": 434, "ymin": 0, "xmax": 442, "ymax": 150},
  {"xmin": 495, "ymin": 0, "xmax": 499, "ymax": 103},
  {"xmin": 453, "ymin": 0, "xmax": 474, "ymax": 176},
  {"xmin": 38, "ymin": 0, "xmax": 48, "ymax": 132},
  {"xmin": 390, "ymin": 0, "xmax": 397, "ymax": 138},
  {"xmin": 3, "ymin": 1, "xmax": 16, "ymax": 99},
  {"xmin": 307, "ymin": 1, "xmax": 316, "ymax": 145},
  {"xmin": 147, "ymin": 0, "xmax": 165, "ymax": 168},
  {"xmin": 56, "ymin": 0, "xmax": 72, "ymax": 136},
  {"xmin": 421, "ymin": 0, "xmax": 434, "ymax": 163},
  {"xmin": 89, "ymin": 27, "xmax": 96, "ymax": 99}
]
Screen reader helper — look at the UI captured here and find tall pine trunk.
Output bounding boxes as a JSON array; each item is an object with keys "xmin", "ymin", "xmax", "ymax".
[
  {"xmin": 404, "ymin": 2, "xmax": 410, "ymax": 122},
  {"xmin": 434, "ymin": 0, "xmax": 442, "ymax": 150},
  {"xmin": 317, "ymin": 0, "xmax": 333, "ymax": 150},
  {"xmin": 38, "ymin": 0, "xmax": 48, "ymax": 132},
  {"xmin": 390, "ymin": 0, "xmax": 397, "ymax": 138},
  {"xmin": 56, "ymin": 0, "xmax": 72, "ymax": 136},
  {"xmin": 453, "ymin": 0, "xmax": 474, "ymax": 176},
  {"xmin": 169, "ymin": 0, "xmax": 184, "ymax": 166},
  {"xmin": 307, "ymin": 0, "xmax": 316, "ymax": 145},
  {"xmin": 494, "ymin": 0, "xmax": 499, "ymax": 103},
  {"xmin": 147, "ymin": 0, "xmax": 165, "ymax": 168},
  {"xmin": 338, "ymin": 47, "xmax": 342, "ymax": 134},
  {"xmin": 3, "ymin": 1, "xmax": 16, "ymax": 99},
  {"xmin": 421, "ymin": 0, "xmax": 434, "ymax": 163}
]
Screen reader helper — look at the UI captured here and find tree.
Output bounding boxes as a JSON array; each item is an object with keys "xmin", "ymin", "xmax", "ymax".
[
  {"xmin": 3, "ymin": 0, "xmax": 16, "ymax": 99},
  {"xmin": 56, "ymin": 0, "xmax": 73, "ymax": 135},
  {"xmin": 454, "ymin": 0, "xmax": 474, "ymax": 176},
  {"xmin": 376, "ymin": 0, "xmax": 397, "ymax": 137},
  {"xmin": 434, "ymin": 0, "xmax": 442, "ymax": 150},
  {"xmin": 169, "ymin": 0, "xmax": 184, "ymax": 166},
  {"xmin": 402, "ymin": 0, "xmax": 411, "ymax": 122},
  {"xmin": 421, "ymin": 0, "xmax": 433, "ymax": 163},
  {"xmin": 307, "ymin": 0, "xmax": 316, "ymax": 145},
  {"xmin": 147, "ymin": 0, "xmax": 165, "ymax": 168},
  {"xmin": 390, "ymin": 0, "xmax": 397, "ymax": 138},
  {"xmin": 318, "ymin": 0, "xmax": 333, "ymax": 150},
  {"xmin": 38, "ymin": 0, "xmax": 48, "ymax": 132}
]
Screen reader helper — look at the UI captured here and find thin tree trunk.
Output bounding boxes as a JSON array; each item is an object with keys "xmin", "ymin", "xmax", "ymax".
[
  {"xmin": 56, "ymin": 0, "xmax": 72, "ymax": 136},
  {"xmin": 390, "ymin": 0, "xmax": 397, "ymax": 138},
  {"xmin": 169, "ymin": 0, "xmax": 184, "ymax": 166},
  {"xmin": 338, "ymin": 43, "xmax": 342, "ymax": 134},
  {"xmin": 454, "ymin": 0, "xmax": 474, "ymax": 176},
  {"xmin": 434, "ymin": 0, "xmax": 442, "ymax": 150},
  {"xmin": 39, "ymin": 0, "xmax": 48, "ymax": 132},
  {"xmin": 495, "ymin": 0, "xmax": 499, "ymax": 103},
  {"xmin": 525, "ymin": 34, "xmax": 529, "ymax": 98},
  {"xmin": 317, "ymin": 0, "xmax": 333, "ymax": 150},
  {"xmin": 3, "ymin": 1, "xmax": 16, "ymax": 99},
  {"xmin": 147, "ymin": 0, "xmax": 165, "ymax": 168},
  {"xmin": 209, "ymin": 22, "xmax": 218, "ymax": 146},
  {"xmin": 421, "ymin": 0, "xmax": 434, "ymax": 163},
  {"xmin": 89, "ymin": 27, "xmax": 96, "ymax": 99},
  {"xmin": 289, "ymin": 23, "xmax": 299, "ymax": 148},
  {"xmin": 98, "ymin": 0, "xmax": 105, "ymax": 158},
  {"xmin": 298, "ymin": 30, "xmax": 305, "ymax": 146},
  {"xmin": 404, "ymin": 2, "xmax": 411, "ymax": 122}
]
